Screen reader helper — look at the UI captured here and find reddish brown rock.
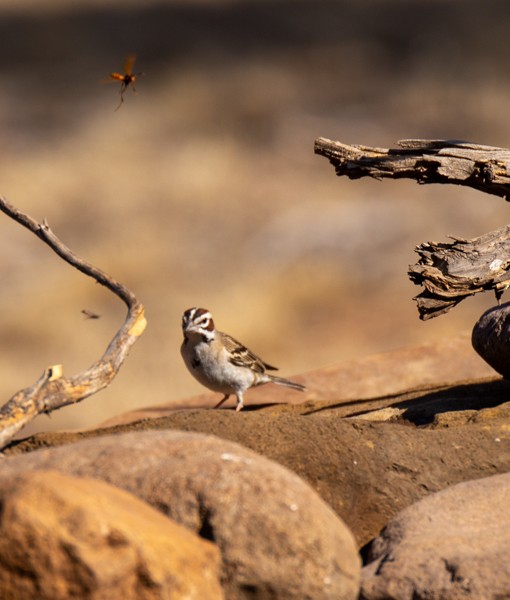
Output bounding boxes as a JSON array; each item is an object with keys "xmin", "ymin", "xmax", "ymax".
[
  {"xmin": 361, "ymin": 472, "xmax": 510, "ymax": 599},
  {"xmin": 0, "ymin": 431, "xmax": 361, "ymax": 600},
  {"xmin": 0, "ymin": 470, "xmax": 222, "ymax": 600},
  {"xmin": 99, "ymin": 334, "xmax": 493, "ymax": 424}
]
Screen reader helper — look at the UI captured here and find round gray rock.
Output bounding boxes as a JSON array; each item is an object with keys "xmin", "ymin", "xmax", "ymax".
[{"xmin": 361, "ymin": 471, "xmax": 510, "ymax": 599}]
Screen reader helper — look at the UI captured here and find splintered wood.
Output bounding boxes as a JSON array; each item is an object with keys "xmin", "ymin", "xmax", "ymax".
[{"xmin": 409, "ymin": 228, "xmax": 510, "ymax": 320}]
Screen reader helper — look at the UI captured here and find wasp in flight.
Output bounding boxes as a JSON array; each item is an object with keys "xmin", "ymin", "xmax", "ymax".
[{"xmin": 109, "ymin": 54, "xmax": 143, "ymax": 111}]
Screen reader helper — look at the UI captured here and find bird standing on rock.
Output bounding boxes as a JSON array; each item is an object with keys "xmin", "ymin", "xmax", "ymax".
[{"xmin": 180, "ymin": 307, "xmax": 305, "ymax": 411}]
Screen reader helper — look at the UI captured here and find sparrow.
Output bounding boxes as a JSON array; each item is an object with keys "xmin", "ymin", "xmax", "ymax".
[{"xmin": 181, "ymin": 307, "xmax": 305, "ymax": 411}]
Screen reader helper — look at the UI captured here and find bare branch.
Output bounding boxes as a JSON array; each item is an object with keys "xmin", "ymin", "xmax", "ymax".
[
  {"xmin": 0, "ymin": 196, "xmax": 147, "ymax": 449},
  {"xmin": 314, "ymin": 137, "xmax": 510, "ymax": 319},
  {"xmin": 314, "ymin": 137, "xmax": 510, "ymax": 200},
  {"xmin": 409, "ymin": 226, "xmax": 510, "ymax": 320}
]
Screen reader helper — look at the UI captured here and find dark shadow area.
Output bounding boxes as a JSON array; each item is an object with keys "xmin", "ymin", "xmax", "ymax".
[
  {"xmin": 300, "ymin": 377, "xmax": 510, "ymax": 426},
  {"xmin": 2, "ymin": 0, "xmax": 510, "ymax": 139},
  {"xmin": 396, "ymin": 378, "xmax": 510, "ymax": 425},
  {"xmin": 359, "ymin": 538, "xmax": 374, "ymax": 567},
  {"xmin": 4, "ymin": 0, "xmax": 509, "ymax": 71},
  {"xmin": 350, "ymin": 378, "xmax": 510, "ymax": 426}
]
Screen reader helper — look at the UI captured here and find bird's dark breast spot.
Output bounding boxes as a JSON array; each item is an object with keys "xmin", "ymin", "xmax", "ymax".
[{"xmin": 191, "ymin": 358, "xmax": 201, "ymax": 369}]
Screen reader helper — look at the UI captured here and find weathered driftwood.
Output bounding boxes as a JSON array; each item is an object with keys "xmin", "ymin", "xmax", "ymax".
[
  {"xmin": 409, "ymin": 227, "xmax": 510, "ymax": 320},
  {"xmin": 0, "ymin": 196, "xmax": 147, "ymax": 450},
  {"xmin": 314, "ymin": 137, "xmax": 510, "ymax": 318},
  {"xmin": 314, "ymin": 137, "xmax": 510, "ymax": 200}
]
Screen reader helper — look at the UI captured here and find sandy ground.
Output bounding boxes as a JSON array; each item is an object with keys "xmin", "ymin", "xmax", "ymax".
[{"xmin": 0, "ymin": 0, "xmax": 509, "ymax": 434}]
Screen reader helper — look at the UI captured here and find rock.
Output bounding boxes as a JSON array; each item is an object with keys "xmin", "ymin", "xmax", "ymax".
[
  {"xmin": 8, "ymin": 392, "xmax": 510, "ymax": 549},
  {"xmin": 99, "ymin": 334, "xmax": 494, "ymax": 424},
  {"xmin": 361, "ymin": 472, "xmax": 510, "ymax": 599},
  {"xmin": 0, "ymin": 469, "xmax": 222, "ymax": 600},
  {"xmin": 472, "ymin": 302, "xmax": 510, "ymax": 378},
  {"xmin": 6, "ymin": 374, "xmax": 510, "ymax": 549},
  {"xmin": 0, "ymin": 431, "xmax": 360, "ymax": 600}
]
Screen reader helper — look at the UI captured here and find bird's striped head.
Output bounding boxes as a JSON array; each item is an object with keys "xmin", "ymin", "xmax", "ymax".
[{"xmin": 182, "ymin": 307, "xmax": 215, "ymax": 342}]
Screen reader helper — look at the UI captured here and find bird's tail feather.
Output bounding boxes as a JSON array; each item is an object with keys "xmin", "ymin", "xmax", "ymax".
[{"xmin": 269, "ymin": 375, "xmax": 305, "ymax": 392}]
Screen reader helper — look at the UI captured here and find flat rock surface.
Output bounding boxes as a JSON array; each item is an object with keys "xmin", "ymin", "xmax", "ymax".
[
  {"xmin": 0, "ymin": 469, "xmax": 222, "ymax": 600},
  {"xmin": 361, "ymin": 471, "xmax": 510, "ymax": 599},
  {"xmin": 0, "ymin": 431, "xmax": 360, "ymax": 600},
  {"xmin": 98, "ymin": 334, "xmax": 494, "ymax": 423}
]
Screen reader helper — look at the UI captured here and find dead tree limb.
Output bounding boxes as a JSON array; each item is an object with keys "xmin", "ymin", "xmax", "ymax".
[
  {"xmin": 0, "ymin": 196, "xmax": 147, "ymax": 450},
  {"xmin": 409, "ymin": 226, "xmax": 510, "ymax": 320},
  {"xmin": 314, "ymin": 137, "xmax": 510, "ymax": 200},
  {"xmin": 315, "ymin": 137, "xmax": 510, "ymax": 318}
]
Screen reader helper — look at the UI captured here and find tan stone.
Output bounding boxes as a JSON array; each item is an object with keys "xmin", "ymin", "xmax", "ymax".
[{"xmin": 0, "ymin": 470, "xmax": 223, "ymax": 600}]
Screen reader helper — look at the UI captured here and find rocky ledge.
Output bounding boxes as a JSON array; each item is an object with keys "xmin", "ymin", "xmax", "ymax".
[{"xmin": 1, "ymin": 333, "xmax": 509, "ymax": 599}]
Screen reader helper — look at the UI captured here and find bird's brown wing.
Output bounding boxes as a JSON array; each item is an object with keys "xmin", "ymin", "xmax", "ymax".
[{"xmin": 220, "ymin": 331, "xmax": 278, "ymax": 373}]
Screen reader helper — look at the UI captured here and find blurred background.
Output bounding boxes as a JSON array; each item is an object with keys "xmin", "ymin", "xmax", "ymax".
[{"xmin": 0, "ymin": 0, "xmax": 509, "ymax": 434}]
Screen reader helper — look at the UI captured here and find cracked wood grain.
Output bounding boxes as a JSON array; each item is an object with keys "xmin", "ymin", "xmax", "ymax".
[
  {"xmin": 315, "ymin": 137, "xmax": 510, "ymax": 319},
  {"xmin": 314, "ymin": 137, "xmax": 510, "ymax": 200},
  {"xmin": 409, "ymin": 226, "xmax": 510, "ymax": 320}
]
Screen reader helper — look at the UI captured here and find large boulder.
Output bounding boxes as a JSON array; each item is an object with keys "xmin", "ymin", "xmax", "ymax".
[
  {"xmin": 0, "ymin": 470, "xmax": 222, "ymax": 600},
  {"xmin": 0, "ymin": 430, "xmax": 360, "ymax": 600},
  {"xmin": 361, "ymin": 472, "xmax": 510, "ymax": 599}
]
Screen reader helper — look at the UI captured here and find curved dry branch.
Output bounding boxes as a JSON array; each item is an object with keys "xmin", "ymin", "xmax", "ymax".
[
  {"xmin": 0, "ymin": 196, "xmax": 147, "ymax": 450},
  {"xmin": 314, "ymin": 137, "xmax": 510, "ymax": 200}
]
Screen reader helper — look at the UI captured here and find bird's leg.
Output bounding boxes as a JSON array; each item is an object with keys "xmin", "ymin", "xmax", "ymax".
[
  {"xmin": 214, "ymin": 394, "xmax": 230, "ymax": 409},
  {"xmin": 235, "ymin": 392, "xmax": 244, "ymax": 412}
]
